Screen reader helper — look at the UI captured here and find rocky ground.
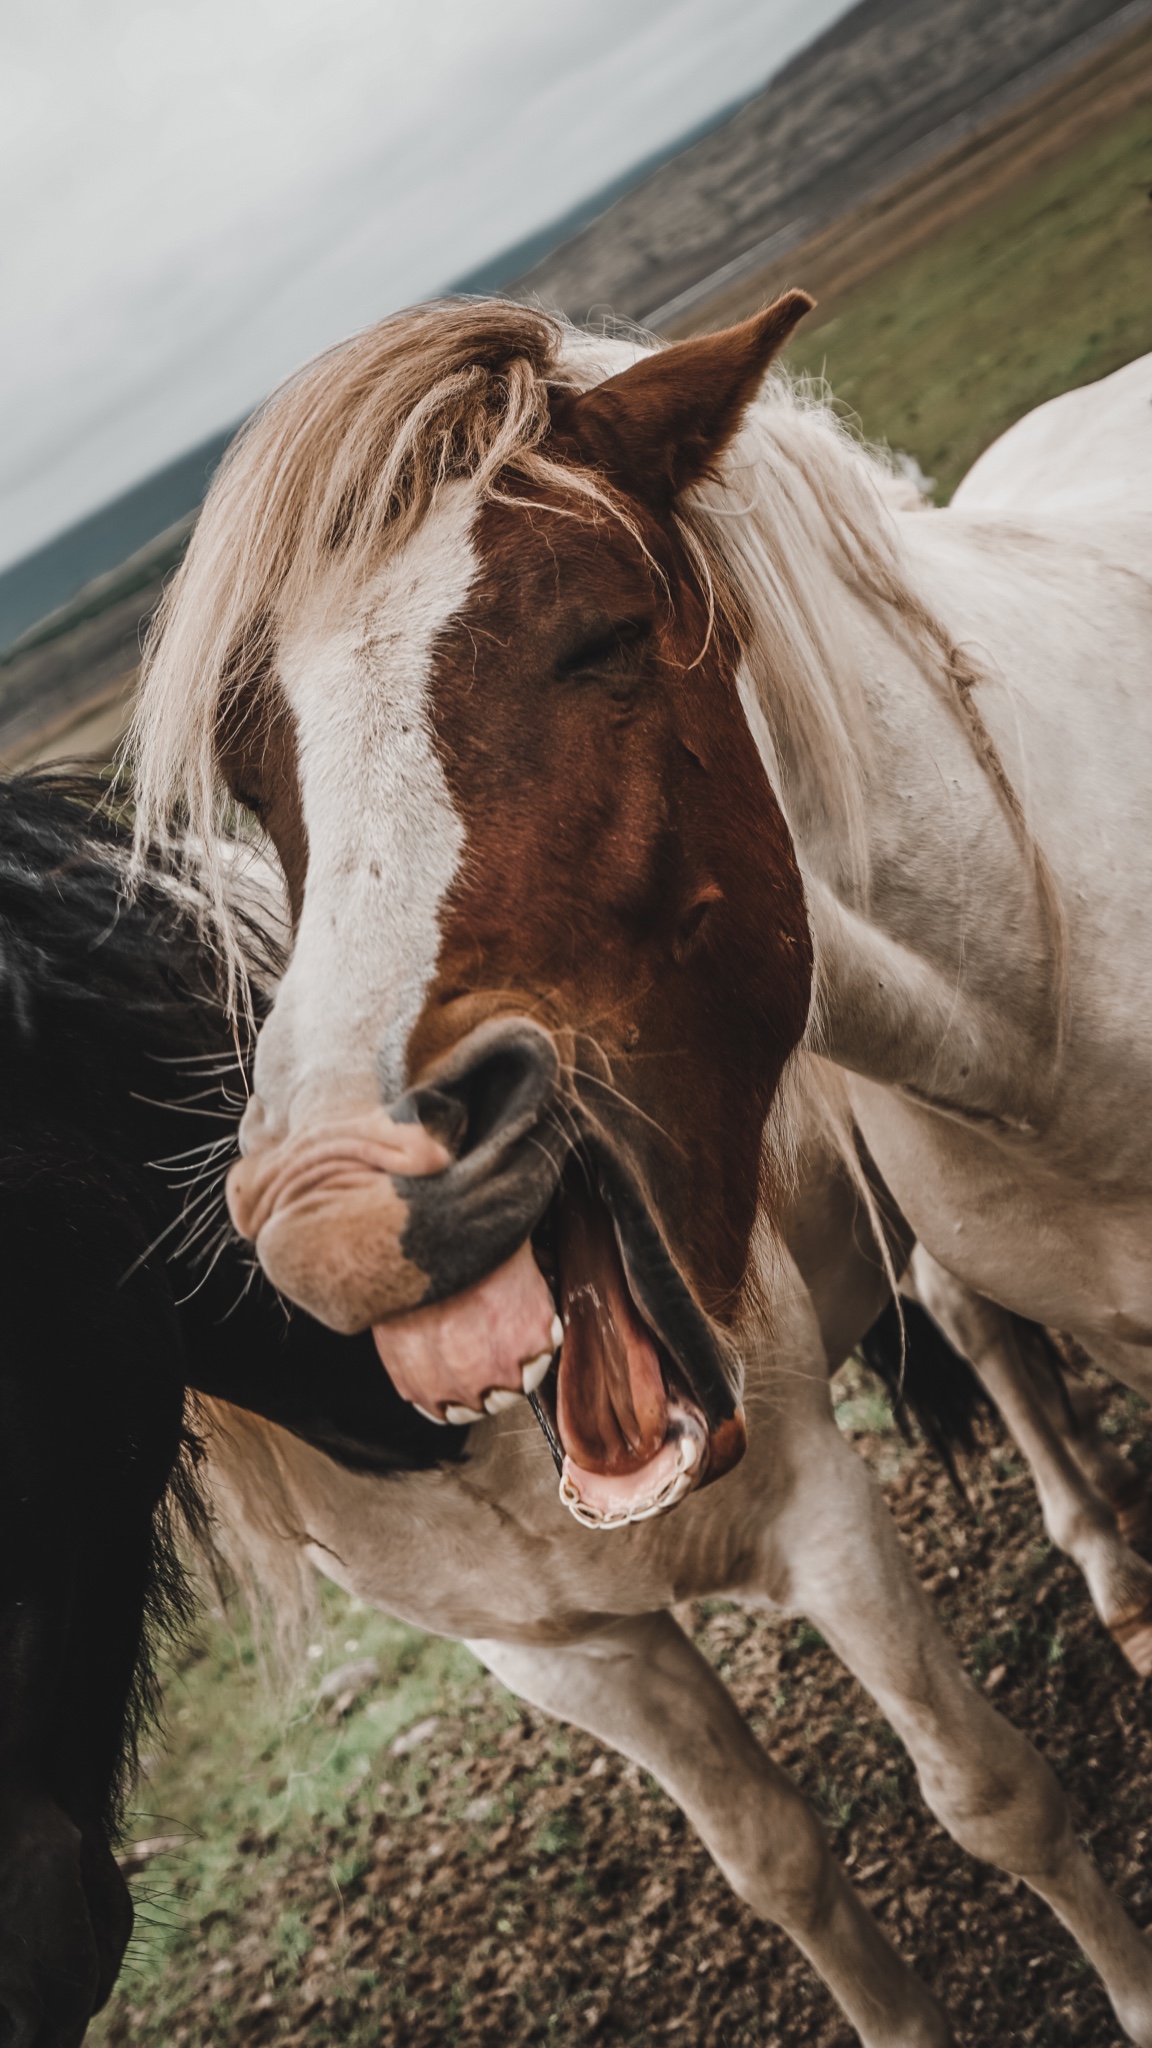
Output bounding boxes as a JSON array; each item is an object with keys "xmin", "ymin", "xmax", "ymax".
[{"xmin": 96, "ymin": 1368, "xmax": 1152, "ymax": 2048}]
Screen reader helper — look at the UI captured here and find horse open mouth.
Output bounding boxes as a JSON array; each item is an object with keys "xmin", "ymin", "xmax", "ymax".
[
  {"xmin": 533, "ymin": 1171, "xmax": 712, "ymax": 1529},
  {"xmin": 369, "ymin": 1145, "xmax": 746, "ymax": 1530}
]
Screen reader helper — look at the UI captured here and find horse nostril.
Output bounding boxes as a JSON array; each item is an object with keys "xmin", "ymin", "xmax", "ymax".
[
  {"xmin": 403, "ymin": 1085, "xmax": 469, "ymax": 1154},
  {"xmin": 397, "ymin": 1022, "xmax": 560, "ymax": 1165}
]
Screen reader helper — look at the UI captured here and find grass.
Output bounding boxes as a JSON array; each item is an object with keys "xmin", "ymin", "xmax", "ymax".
[
  {"xmin": 92, "ymin": 1588, "xmax": 486, "ymax": 2047},
  {"xmin": 784, "ymin": 93, "xmax": 1152, "ymax": 500}
]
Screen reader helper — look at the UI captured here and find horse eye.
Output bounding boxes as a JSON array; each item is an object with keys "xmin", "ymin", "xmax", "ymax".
[
  {"xmin": 233, "ymin": 786, "xmax": 267, "ymax": 818},
  {"xmin": 557, "ymin": 619, "xmax": 651, "ymax": 680}
]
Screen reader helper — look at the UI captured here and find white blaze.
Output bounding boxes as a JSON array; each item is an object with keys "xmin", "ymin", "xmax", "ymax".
[{"xmin": 243, "ymin": 485, "xmax": 477, "ymax": 1145}]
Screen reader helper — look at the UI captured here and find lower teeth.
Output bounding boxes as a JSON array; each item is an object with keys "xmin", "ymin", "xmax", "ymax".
[{"xmin": 558, "ymin": 1443, "xmax": 701, "ymax": 1531}]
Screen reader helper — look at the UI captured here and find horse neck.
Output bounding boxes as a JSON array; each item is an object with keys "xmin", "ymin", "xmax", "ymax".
[{"xmin": 752, "ymin": 527, "xmax": 1059, "ymax": 1130}]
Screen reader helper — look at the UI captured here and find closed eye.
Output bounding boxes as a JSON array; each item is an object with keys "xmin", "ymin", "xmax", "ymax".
[
  {"xmin": 555, "ymin": 617, "xmax": 652, "ymax": 681},
  {"xmin": 231, "ymin": 785, "xmax": 267, "ymax": 818}
]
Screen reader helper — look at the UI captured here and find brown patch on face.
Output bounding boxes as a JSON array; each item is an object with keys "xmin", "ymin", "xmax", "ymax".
[
  {"xmin": 215, "ymin": 646, "xmax": 310, "ymax": 924},
  {"xmin": 412, "ymin": 481, "xmax": 812, "ymax": 1327}
]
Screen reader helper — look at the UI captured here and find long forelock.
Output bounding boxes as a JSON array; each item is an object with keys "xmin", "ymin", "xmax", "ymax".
[
  {"xmin": 127, "ymin": 298, "xmax": 1048, "ymax": 1011},
  {"xmin": 125, "ymin": 303, "xmax": 641, "ymax": 1006}
]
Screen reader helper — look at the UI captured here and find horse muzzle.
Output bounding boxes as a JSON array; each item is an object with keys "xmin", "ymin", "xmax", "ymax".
[{"xmin": 226, "ymin": 1015, "xmax": 746, "ymax": 1523}]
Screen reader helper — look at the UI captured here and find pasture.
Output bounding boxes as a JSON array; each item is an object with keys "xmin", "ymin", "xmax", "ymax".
[
  {"xmin": 782, "ymin": 87, "xmax": 1152, "ymax": 502},
  {"xmin": 694, "ymin": 28, "xmax": 1152, "ymax": 502},
  {"xmin": 96, "ymin": 1380, "xmax": 1152, "ymax": 2047},
  {"xmin": 91, "ymin": 59, "xmax": 1152, "ymax": 2048}
]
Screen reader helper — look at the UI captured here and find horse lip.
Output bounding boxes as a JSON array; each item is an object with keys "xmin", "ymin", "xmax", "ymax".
[
  {"xmin": 580, "ymin": 1130, "xmax": 744, "ymax": 1451},
  {"xmin": 381, "ymin": 1021, "xmax": 744, "ymax": 1475}
]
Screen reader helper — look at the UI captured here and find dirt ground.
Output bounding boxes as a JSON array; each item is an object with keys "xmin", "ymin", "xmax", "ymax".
[{"xmin": 99, "ymin": 1375, "xmax": 1152, "ymax": 2048}]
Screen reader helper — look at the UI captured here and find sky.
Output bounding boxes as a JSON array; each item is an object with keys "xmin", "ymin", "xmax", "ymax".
[{"xmin": 0, "ymin": 0, "xmax": 854, "ymax": 571}]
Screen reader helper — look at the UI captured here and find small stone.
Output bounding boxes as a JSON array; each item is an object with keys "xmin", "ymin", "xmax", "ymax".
[
  {"xmin": 389, "ymin": 1714, "xmax": 440, "ymax": 1756},
  {"xmin": 317, "ymin": 1657, "xmax": 380, "ymax": 1702}
]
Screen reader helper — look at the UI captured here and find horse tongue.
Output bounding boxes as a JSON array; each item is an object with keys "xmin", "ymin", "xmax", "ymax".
[{"xmin": 555, "ymin": 1180, "xmax": 667, "ymax": 1476}]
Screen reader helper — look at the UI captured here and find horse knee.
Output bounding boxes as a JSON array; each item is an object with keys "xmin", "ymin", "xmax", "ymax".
[
  {"xmin": 716, "ymin": 1772, "xmax": 839, "ymax": 1933},
  {"xmin": 916, "ymin": 1717, "xmax": 1071, "ymax": 1880}
]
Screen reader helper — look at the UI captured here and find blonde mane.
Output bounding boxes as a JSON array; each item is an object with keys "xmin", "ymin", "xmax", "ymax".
[{"xmin": 126, "ymin": 294, "xmax": 1054, "ymax": 1010}]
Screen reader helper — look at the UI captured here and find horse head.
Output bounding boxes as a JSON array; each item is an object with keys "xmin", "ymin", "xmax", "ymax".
[{"xmin": 140, "ymin": 295, "xmax": 816, "ymax": 1527}]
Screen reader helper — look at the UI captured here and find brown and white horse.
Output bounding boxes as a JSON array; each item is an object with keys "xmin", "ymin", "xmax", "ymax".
[{"xmin": 128, "ymin": 301, "xmax": 1152, "ymax": 2040}]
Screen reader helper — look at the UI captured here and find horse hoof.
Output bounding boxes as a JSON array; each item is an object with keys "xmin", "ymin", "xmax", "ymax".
[{"xmin": 1110, "ymin": 1603, "xmax": 1152, "ymax": 1678}]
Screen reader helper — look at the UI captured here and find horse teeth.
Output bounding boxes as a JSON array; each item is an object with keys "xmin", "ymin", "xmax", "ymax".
[
  {"xmin": 413, "ymin": 1403, "xmax": 448, "ymax": 1426},
  {"xmin": 678, "ymin": 1435, "xmax": 700, "ymax": 1470},
  {"xmin": 445, "ymin": 1403, "xmax": 483, "ymax": 1425},
  {"xmin": 484, "ymin": 1386, "xmax": 522, "ymax": 1414},
  {"xmin": 550, "ymin": 1313, "xmax": 564, "ymax": 1351},
  {"xmin": 521, "ymin": 1350, "xmax": 552, "ymax": 1395}
]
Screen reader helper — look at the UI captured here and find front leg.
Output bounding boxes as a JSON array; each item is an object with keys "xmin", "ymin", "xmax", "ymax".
[
  {"xmin": 471, "ymin": 1614, "xmax": 951, "ymax": 2048},
  {"xmin": 763, "ymin": 1418, "xmax": 1152, "ymax": 2046}
]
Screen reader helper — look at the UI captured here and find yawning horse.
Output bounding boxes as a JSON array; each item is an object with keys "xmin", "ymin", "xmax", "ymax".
[{"xmin": 124, "ymin": 298, "xmax": 1152, "ymax": 2039}]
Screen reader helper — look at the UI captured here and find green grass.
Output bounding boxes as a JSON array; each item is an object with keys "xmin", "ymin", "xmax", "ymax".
[
  {"xmin": 92, "ymin": 1588, "xmax": 485, "ymax": 2046},
  {"xmin": 786, "ymin": 94, "xmax": 1152, "ymax": 500}
]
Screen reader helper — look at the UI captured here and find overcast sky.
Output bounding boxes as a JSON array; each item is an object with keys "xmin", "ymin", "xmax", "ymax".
[{"xmin": 1, "ymin": 0, "xmax": 852, "ymax": 569}]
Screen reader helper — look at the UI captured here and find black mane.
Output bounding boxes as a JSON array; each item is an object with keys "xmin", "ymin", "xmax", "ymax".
[
  {"xmin": 0, "ymin": 769, "xmax": 469, "ymax": 1870},
  {"xmin": 0, "ymin": 768, "xmax": 465, "ymax": 1469}
]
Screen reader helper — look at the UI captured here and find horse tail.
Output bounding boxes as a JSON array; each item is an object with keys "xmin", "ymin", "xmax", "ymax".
[{"xmin": 859, "ymin": 1297, "xmax": 992, "ymax": 1496}]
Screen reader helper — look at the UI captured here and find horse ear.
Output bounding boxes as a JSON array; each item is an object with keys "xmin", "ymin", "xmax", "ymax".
[{"xmin": 552, "ymin": 290, "xmax": 814, "ymax": 505}]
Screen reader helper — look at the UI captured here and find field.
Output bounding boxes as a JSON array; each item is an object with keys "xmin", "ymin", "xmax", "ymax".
[
  {"xmin": 94, "ymin": 1380, "xmax": 1152, "ymax": 2048},
  {"xmin": 686, "ymin": 23, "xmax": 1152, "ymax": 501}
]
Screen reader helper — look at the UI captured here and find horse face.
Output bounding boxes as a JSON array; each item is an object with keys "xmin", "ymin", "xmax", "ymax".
[{"xmin": 226, "ymin": 299, "xmax": 814, "ymax": 1525}]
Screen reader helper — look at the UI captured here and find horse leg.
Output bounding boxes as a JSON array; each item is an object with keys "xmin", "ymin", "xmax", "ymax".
[
  {"xmin": 471, "ymin": 1615, "xmax": 952, "ymax": 2048},
  {"xmin": 909, "ymin": 1249, "xmax": 1152, "ymax": 1674},
  {"xmin": 0, "ymin": 1143, "xmax": 190, "ymax": 2043},
  {"xmin": 765, "ymin": 1419, "xmax": 1152, "ymax": 2046},
  {"xmin": 1040, "ymin": 1337, "xmax": 1150, "ymax": 1551}
]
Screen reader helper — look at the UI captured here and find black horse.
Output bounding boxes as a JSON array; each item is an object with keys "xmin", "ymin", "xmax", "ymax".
[{"xmin": 0, "ymin": 770, "xmax": 467, "ymax": 2048}]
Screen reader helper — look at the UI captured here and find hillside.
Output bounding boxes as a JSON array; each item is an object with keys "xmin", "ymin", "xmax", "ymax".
[{"xmin": 509, "ymin": 0, "xmax": 1147, "ymax": 322}]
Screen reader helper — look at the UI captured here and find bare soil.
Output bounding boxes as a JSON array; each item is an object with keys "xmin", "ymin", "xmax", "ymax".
[{"xmin": 101, "ymin": 1383, "xmax": 1152, "ymax": 2047}]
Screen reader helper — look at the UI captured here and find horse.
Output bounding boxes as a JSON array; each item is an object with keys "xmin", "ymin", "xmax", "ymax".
[
  {"xmin": 0, "ymin": 771, "xmax": 472, "ymax": 2047},
  {"xmin": 122, "ymin": 296, "xmax": 1152, "ymax": 2040},
  {"xmin": 2, "ymin": 773, "xmax": 1147, "ymax": 2042}
]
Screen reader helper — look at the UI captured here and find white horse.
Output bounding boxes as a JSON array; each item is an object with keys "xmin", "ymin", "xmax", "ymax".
[
  {"xmin": 128, "ymin": 297, "xmax": 1152, "ymax": 2041},
  {"xmin": 201, "ymin": 1080, "xmax": 1152, "ymax": 2048}
]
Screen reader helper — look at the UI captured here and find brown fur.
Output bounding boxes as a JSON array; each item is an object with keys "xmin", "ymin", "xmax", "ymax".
[
  {"xmin": 409, "ymin": 474, "xmax": 812, "ymax": 1323},
  {"xmin": 551, "ymin": 293, "xmax": 813, "ymax": 505}
]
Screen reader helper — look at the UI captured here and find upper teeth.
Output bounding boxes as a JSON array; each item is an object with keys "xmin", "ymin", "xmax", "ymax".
[
  {"xmin": 521, "ymin": 1349, "xmax": 552, "ymax": 1395},
  {"xmin": 484, "ymin": 1386, "xmax": 524, "ymax": 1414}
]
